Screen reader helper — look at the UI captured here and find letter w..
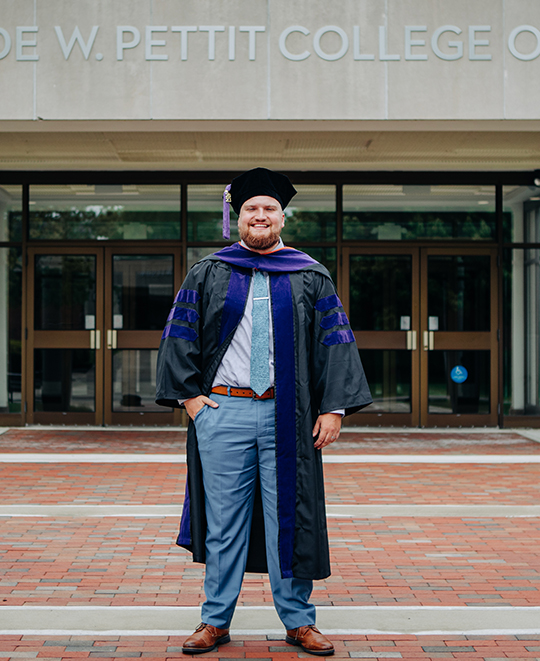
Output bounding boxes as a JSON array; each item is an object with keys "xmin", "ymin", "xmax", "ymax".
[{"xmin": 54, "ymin": 26, "xmax": 99, "ymax": 60}]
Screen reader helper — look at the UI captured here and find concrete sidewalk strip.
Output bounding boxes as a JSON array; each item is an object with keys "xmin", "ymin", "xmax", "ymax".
[
  {"xmin": 2, "ymin": 503, "xmax": 540, "ymax": 517},
  {"xmin": 3, "ymin": 453, "xmax": 540, "ymax": 463},
  {"xmin": 1, "ymin": 606, "xmax": 540, "ymax": 636},
  {"xmin": 517, "ymin": 430, "xmax": 540, "ymax": 444},
  {"xmin": 0, "ymin": 454, "xmax": 188, "ymax": 464},
  {"xmin": 324, "ymin": 455, "xmax": 540, "ymax": 464},
  {"xmin": 8, "ymin": 425, "xmax": 533, "ymax": 433},
  {"xmin": 328, "ymin": 504, "xmax": 540, "ymax": 517}
]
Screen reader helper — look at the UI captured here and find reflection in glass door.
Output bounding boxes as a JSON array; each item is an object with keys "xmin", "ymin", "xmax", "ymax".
[{"xmin": 28, "ymin": 249, "xmax": 103, "ymax": 425}]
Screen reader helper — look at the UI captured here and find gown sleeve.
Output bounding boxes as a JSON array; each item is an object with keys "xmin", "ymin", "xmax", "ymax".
[
  {"xmin": 155, "ymin": 264, "xmax": 206, "ymax": 409},
  {"xmin": 310, "ymin": 273, "xmax": 372, "ymax": 417}
]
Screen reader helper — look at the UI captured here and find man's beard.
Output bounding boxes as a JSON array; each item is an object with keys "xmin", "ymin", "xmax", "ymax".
[{"xmin": 239, "ymin": 225, "xmax": 282, "ymax": 251}]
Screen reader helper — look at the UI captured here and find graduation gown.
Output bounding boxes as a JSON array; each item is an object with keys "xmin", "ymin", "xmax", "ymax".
[{"xmin": 156, "ymin": 244, "xmax": 372, "ymax": 580}]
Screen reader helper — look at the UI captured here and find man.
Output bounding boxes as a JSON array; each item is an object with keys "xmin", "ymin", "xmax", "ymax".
[{"xmin": 156, "ymin": 168, "xmax": 371, "ymax": 655}]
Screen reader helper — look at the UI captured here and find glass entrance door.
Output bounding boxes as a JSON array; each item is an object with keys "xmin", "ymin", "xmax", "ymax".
[
  {"xmin": 342, "ymin": 247, "xmax": 420, "ymax": 426},
  {"xmin": 28, "ymin": 248, "xmax": 103, "ymax": 425},
  {"xmin": 420, "ymin": 248, "xmax": 498, "ymax": 426},
  {"xmin": 103, "ymin": 248, "xmax": 178, "ymax": 425},
  {"xmin": 27, "ymin": 247, "xmax": 181, "ymax": 426},
  {"xmin": 344, "ymin": 247, "xmax": 498, "ymax": 427}
]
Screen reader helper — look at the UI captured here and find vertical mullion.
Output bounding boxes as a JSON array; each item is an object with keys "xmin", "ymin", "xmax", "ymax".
[
  {"xmin": 336, "ymin": 183, "xmax": 343, "ymax": 295},
  {"xmin": 411, "ymin": 247, "xmax": 421, "ymax": 427},
  {"xmin": 180, "ymin": 179, "xmax": 188, "ymax": 282},
  {"xmin": 21, "ymin": 183, "xmax": 29, "ymax": 424},
  {"xmin": 96, "ymin": 247, "xmax": 105, "ymax": 427},
  {"xmin": 496, "ymin": 184, "xmax": 504, "ymax": 427},
  {"xmin": 178, "ymin": 179, "xmax": 188, "ymax": 427}
]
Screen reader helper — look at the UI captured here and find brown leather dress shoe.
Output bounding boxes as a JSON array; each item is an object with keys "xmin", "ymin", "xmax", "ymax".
[
  {"xmin": 286, "ymin": 625, "xmax": 335, "ymax": 656},
  {"xmin": 182, "ymin": 623, "xmax": 230, "ymax": 654}
]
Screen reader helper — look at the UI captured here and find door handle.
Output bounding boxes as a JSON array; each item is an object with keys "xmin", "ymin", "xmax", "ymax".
[
  {"xmin": 423, "ymin": 330, "xmax": 434, "ymax": 351},
  {"xmin": 107, "ymin": 329, "xmax": 117, "ymax": 350},
  {"xmin": 406, "ymin": 330, "xmax": 417, "ymax": 351},
  {"xmin": 89, "ymin": 330, "xmax": 101, "ymax": 350}
]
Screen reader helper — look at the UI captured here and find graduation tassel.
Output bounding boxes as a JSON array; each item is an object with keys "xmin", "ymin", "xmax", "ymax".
[{"xmin": 222, "ymin": 184, "xmax": 232, "ymax": 239}]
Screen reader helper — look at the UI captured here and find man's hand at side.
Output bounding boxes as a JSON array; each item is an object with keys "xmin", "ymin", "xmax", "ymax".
[
  {"xmin": 184, "ymin": 395, "xmax": 219, "ymax": 421},
  {"xmin": 312, "ymin": 412, "xmax": 342, "ymax": 450}
]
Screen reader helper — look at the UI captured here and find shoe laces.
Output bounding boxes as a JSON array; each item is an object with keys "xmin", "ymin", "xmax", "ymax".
[{"xmin": 296, "ymin": 624, "xmax": 320, "ymax": 638}]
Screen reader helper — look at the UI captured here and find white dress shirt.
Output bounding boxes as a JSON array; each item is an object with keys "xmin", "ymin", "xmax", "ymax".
[{"xmin": 212, "ymin": 269, "xmax": 273, "ymax": 389}]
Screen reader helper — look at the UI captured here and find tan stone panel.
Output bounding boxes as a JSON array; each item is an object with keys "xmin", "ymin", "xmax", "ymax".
[
  {"xmin": 5, "ymin": 0, "xmax": 533, "ymax": 122},
  {"xmin": 504, "ymin": 0, "xmax": 540, "ymax": 119},
  {"xmin": 0, "ymin": 0, "xmax": 37, "ymax": 120},
  {"xmin": 269, "ymin": 0, "xmax": 386, "ymax": 120},
  {"xmin": 35, "ymin": 0, "xmax": 151, "ymax": 120},
  {"xmin": 151, "ymin": 0, "xmax": 268, "ymax": 119},
  {"xmin": 386, "ymin": 0, "xmax": 504, "ymax": 120}
]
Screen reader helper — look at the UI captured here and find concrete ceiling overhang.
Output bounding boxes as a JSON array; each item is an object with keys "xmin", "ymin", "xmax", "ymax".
[{"xmin": 1, "ymin": 120, "xmax": 540, "ymax": 171}]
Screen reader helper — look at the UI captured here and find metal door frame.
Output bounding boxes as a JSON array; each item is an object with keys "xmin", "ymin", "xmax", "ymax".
[
  {"xmin": 342, "ymin": 246, "xmax": 421, "ymax": 427},
  {"xmin": 102, "ymin": 246, "xmax": 182, "ymax": 426},
  {"xmin": 419, "ymin": 246, "xmax": 498, "ymax": 427},
  {"xmin": 26, "ymin": 246, "xmax": 104, "ymax": 425},
  {"xmin": 26, "ymin": 245, "xmax": 183, "ymax": 426}
]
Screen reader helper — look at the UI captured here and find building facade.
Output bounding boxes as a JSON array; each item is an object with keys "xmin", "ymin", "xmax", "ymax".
[{"xmin": 2, "ymin": 0, "xmax": 540, "ymax": 427}]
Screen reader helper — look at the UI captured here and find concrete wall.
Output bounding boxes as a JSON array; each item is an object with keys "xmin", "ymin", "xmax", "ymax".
[{"xmin": 0, "ymin": 0, "xmax": 540, "ymax": 121}]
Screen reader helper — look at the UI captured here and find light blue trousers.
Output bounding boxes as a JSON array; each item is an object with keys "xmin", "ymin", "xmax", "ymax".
[{"xmin": 194, "ymin": 393, "xmax": 316, "ymax": 630}]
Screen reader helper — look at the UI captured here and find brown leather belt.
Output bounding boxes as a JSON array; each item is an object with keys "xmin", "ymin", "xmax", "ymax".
[{"xmin": 211, "ymin": 385, "xmax": 274, "ymax": 400}]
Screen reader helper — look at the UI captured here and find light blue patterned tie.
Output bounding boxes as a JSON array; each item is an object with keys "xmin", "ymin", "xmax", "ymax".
[{"xmin": 250, "ymin": 270, "xmax": 271, "ymax": 397}]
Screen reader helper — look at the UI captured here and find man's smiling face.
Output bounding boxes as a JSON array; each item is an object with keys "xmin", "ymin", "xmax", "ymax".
[{"xmin": 237, "ymin": 195, "xmax": 285, "ymax": 252}]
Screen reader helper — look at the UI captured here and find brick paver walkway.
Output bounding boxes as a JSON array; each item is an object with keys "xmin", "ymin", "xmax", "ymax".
[
  {"xmin": 1, "ymin": 463, "xmax": 539, "ymax": 505},
  {"xmin": 1, "ymin": 428, "xmax": 540, "ymax": 659},
  {"xmin": 1, "ymin": 516, "xmax": 539, "ymax": 607},
  {"xmin": 3, "ymin": 634, "xmax": 540, "ymax": 660},
  {"xmin": 0, "ymin": 464, "xmax": 187, "ymax": 505}
]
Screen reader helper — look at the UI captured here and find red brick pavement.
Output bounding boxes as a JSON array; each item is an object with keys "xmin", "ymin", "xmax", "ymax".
[
  {"xmin": 0, "ymin": 463, "xmax": 539, "ymax": 505},
  {"xmin": 0, "ymin": 464, "xmax": 187, "ymax": 505},
  {"xmin": 1, "ymin": 516, "xmax": 539, "ymax": 607},
  {"xmin": 323, "ymin": 464, "xmax": 540, "ymax": 505},
  {"xmin": 1, "ymin": 430, "xmax": 540, "ymax": 660},
  {"xmin": 1, "ymin": 634, "xmax": 540, "ymax": 660},
  {"xmin": 0, "ymin": 430, "xmax": 187, "ymax": 454},
  {"xmin": 1, "ymin": 430, "xmax": 540, "ymax": 454}
]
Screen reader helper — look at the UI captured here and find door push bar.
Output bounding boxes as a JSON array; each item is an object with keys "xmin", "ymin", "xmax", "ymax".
[
  {"xmin": 107, "ymin": 329, "xmax": 118, "ymax": 350},
  {"xmin": 406, "ymin": 330, "xmax": 417, "ymax": 351},
  {"xmin": 89, "ymin": 330, "xmax": 101, "ymax": 350},
  {"xmin": 423, "ymin": 330, "xmax": 435, "ymax": 351}
]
